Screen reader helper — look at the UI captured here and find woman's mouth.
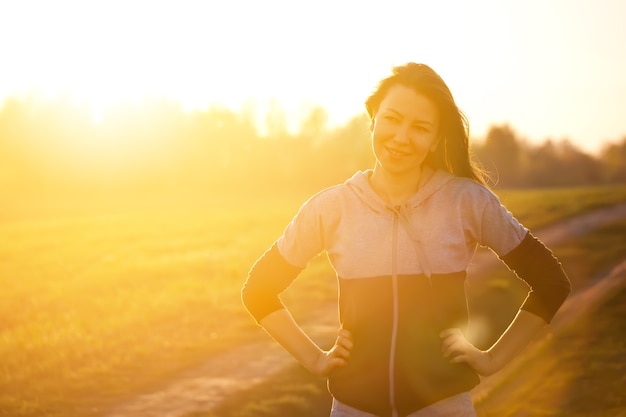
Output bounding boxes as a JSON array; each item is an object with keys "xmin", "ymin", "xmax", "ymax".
[{"xmin": 386, "ymin": 147, "xmax": 410, "ymax": 157}]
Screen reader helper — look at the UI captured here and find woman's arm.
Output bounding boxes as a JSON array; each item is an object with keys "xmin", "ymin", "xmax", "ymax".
[
  {"xmin": 441, "ymin": 232, "xmax": 571, "ymax": 376},
  {"xmin": 440, "ymin": 309, "xmax": 546, "ymax": 376},
  {"xmin": 242, "ymin": 243, "xmax": 353, "ymax": 376},
  {"xmin": 260, "ymin": 309, "xmax": 353, "ymax": 377}
]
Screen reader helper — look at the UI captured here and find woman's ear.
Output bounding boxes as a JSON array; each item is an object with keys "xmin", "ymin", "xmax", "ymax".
[{"xmin": 369, "ymin": 118, "xmax": 375, "ymax": 133}]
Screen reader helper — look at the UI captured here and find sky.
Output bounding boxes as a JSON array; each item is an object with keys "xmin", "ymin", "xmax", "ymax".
[{"xmin": 1, "ymin": 0, "xmax": 625, "ymax": 154}]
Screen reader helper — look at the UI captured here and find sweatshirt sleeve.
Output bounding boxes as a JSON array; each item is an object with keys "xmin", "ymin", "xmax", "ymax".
[
  {"xmin": 241, "ymin": 196, "xmax": 327, "ymax": 324},
  {"xmin": 475, "ymin": 187, "xmax": 528, "ymax": 257},
  {"xmin": 473, "ymin": 187, "xmax": 571, "ymax": 323},
  {"xmin": 500, "ymin": 232, "xmax": 571, "ymax": 323},
  {"xmin": 241, "ymin": 243, "xmax": 304, "ymax": 323}
]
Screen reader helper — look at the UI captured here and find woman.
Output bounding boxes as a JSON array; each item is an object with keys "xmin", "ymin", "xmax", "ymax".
[{"xmin": 241, "ymin": 63, "xmax": 571, "ymax": 417}]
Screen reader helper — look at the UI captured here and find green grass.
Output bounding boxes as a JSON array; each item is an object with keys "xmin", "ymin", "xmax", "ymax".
[
  {"xmin": 553, "ymin": 217, "xmax": 626, "ymax": 286},
  {"xmin": 1, "ymin": 184, "xmax": 625, "ymax": 417},
  {"xmin": 496, "ymin": 184, "xmax": 626, "ymax": 229},
  {"xmin": 0, "ymin": 190, "xmax": 313, "ymax": 417}
]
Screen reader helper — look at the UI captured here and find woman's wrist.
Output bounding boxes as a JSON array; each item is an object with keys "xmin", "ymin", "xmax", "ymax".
[
  {"xmin": 302, "ymin": 349, "xmax": 325, "ymax": 374},
  {"xmin": 483, "ymin": 349, "xmax": 500, "ymax": 375}
]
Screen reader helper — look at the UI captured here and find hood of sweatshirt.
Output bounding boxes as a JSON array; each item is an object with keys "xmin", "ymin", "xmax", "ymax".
[
  {"xmin": 343, "ymin": 167, "xmax": 458, "ymax": 279},
  {"xmin": 344, "ymin": 167, "xmax": 457, "ymax": 215}
]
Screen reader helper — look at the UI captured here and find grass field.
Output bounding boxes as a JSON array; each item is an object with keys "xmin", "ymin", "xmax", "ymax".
[{"xmin": 1, "ymin": 184, "xmax": 626, "ymax": 417}]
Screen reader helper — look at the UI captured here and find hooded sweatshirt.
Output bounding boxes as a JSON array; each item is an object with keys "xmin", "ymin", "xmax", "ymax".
[{"xmin": 242, "ymin": 169, "xmax": 571, "ymax": 417}]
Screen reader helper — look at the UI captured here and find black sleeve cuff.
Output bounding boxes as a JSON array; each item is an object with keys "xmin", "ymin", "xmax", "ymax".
[
  {"xmin": 241, "ymin": 243, "xmax": 304, "ymax": 323},
  {"xmin": 500, "ymin": 232, "xmax": 572, "ymax": 323}
]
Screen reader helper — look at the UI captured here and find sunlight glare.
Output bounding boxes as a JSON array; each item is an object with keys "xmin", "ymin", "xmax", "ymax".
[{"xmin": 90, "ymin": 108, "xmax": 104, "ymax": 126}]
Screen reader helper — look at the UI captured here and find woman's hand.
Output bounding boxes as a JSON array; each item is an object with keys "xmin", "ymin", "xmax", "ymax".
[
  {"xmin": 307, "ymin": 328, "xmax": 353, "ymax": 377},
  {"xmin": 440, "ymin": 328, "xmax": 497, "ymax": 376}
]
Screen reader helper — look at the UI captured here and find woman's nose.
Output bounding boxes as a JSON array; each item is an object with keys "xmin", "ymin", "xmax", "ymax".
[{"xmin": 392, "ymin": 125, "xmax": 411, "ymax": 144}]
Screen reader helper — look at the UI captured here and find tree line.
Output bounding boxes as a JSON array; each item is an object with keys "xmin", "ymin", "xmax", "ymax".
[
  {"xmin": 475, "ymin": 125, "xmax": 626, "ymax": 188},
  {"xmin": 0, "ymin": 97, "xmax": 624, "ymax": 195}
]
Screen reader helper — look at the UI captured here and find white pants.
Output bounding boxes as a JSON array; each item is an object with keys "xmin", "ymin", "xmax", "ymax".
[{"xmin": 330, "ymin": 392, "xmax": 477, "ymax": 417}]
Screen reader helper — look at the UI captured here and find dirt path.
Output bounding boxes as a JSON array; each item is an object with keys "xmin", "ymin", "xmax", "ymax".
[{"xmin": 104, "ymin": 203, "xmax": 626, "ymax": 417}]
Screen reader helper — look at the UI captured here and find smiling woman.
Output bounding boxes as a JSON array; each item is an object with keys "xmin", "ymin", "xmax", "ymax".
[
  {"xmin": 368, "ymin": 85, "xmax": 440, "ymax": 187},
  {"xmin": 241, "ymin": 62, "xmax": 571, "ymax": 417}
]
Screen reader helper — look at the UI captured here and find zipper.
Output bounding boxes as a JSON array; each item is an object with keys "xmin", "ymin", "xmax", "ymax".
[
  {"xmin": 388, "ymin": 204, "xmax": 433, "ymax": 416},
  {"xmin": 388, "ymin": 206, "xmax": 401, "ymax": 417},
  {"xmin": 396, "ymin": 204, "xmax": 432, "ymax": 287}
]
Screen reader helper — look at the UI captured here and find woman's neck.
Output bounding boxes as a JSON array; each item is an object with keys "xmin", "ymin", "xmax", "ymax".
[{"xmin": 369, "ymin": 166, "xmax": 425, "ymax": 207}]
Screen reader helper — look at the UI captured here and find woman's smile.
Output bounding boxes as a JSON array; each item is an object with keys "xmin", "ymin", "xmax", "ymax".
[
  {"xmin": 385, "ymin": 145, "xmax": 412, "ymax": 158},
  {"xmin": 370, "ymin": 84, "xmax": 440, "ymax": 178}
]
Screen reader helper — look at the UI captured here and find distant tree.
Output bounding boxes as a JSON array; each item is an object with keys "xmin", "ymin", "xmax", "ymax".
[
  {"xmin": 298, "ymin": 106, "xmax": 328, "ymax": 144},
  {"xmin": 313, "ymin": 113, "xmax": 373, "ymax": 186},
  {"xmin": 600, "ymin": 136, "xmax": 626, "ymax": 183},
  {"xmin": 477, "ymin": 125, "xmax": 523, "ymax": 187},
  {"xmin": 557, "ymin": 140, "xmax": 603, "ymax": 185},
  {"xmin": 524, "ymin": 139, "xmax": 603, "ymax": 187},
  {"xmin": 525, "ymin": 140, "xmax": 563, "ymax": 187},
  {"xmin": 265, "ymin": 99, "xmax": 289, "ymax": 140}
]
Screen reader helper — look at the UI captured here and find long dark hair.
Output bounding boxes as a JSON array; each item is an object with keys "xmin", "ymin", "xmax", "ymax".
[{"xmin": 365, "ymin": 63, "xmax": 487, "ymax": 184}]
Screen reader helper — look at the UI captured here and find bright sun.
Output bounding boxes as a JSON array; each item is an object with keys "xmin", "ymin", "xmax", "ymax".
[{"xmin": 1, "ymin": 2, "xmax": 270, "ymax": 118}]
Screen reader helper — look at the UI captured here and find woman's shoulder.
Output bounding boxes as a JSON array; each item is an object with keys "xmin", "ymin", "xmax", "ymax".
[
  {"xmin": 297, "ymin": 172, "xmax": 365, "ymax": 213},
  {"xmin": 441, "ymin": 173, "xmax": 497, "ymax": 203},
  {"xmin": 307, "ymin": 171, "xmax": 369, "ymax": 202}
]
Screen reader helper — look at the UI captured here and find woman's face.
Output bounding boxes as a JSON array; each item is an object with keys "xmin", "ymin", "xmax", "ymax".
[{"xmin": 370, "ymin": 84, "xmax": 440, "ymax": 178}]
